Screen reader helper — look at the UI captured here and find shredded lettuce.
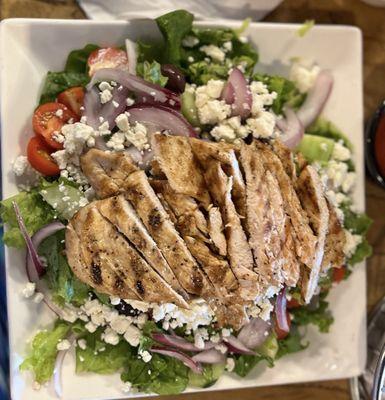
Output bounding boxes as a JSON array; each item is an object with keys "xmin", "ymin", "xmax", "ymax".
[
  {"xmin": 38, "ymin": 230, "xmax": 89, "ymax": 306},
  {"xmin": 297, "ymin": 20, "xmax": 315, "ymax": 37},
  {"xmin": 252, "ymin": 73, "xmax": 305, "ymax": 114},
  {"xmin": 20, "ymin": 321, "xmax": 70, "ymax": 383},
  {"xmin": 291, "ymin": 292, "xmax": 334, "ymax": 333},
  {"xmin": 0, "ymin": 189, "xmax": 56, "ymax": 248},
  {"xmin": 136, "ymin": 61, "xmax": 168, "ymax": 87}
]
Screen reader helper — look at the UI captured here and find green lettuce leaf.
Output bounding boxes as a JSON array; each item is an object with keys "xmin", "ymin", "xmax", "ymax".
[
  {"xmin": 76, "ymin": 329, "xmax": 132, "ymax": 374},
  {"xmin": 136, "ymin": 61, "xmax": 168, "ymax": 86},
  {"xmin": 39, "ymin": 71, "xmax": 90, "ymax": 104},
  {"xmin": 187, "ymin": 61, "xmax": 229, "ymax": 85},
  {"xmin": 341, "ymin": 204, "xmax": 372, "ymax": 235},
  {"xmin": 306, "ymin": 118, "xmax": 353, "ymax": 151},
  {"xmin": 0, "ymin": 189, "xmax": 56, "ymax": 248},
  {"xmin": 276, "ymin": 325, "xmax": 308, "ymax": 359},
  {"xmin": 156, "ymin": 10, "xmax": 194, "ymax": 65},
  {"xmin": 20, "ymin": 321, "xmax": 70, "ymax": 383},
  {"xmin": 121, "ymin": 353, "xmax": 189, "ymax": 395},
  {"xmin": 291, "ymin": 292, "xmax": 334, "ymax": 333},
  {"xmin": 38, "ymin": 230, "xmax": 89, "ymax": 306},
  {"xmin": 348, "ymin": 239, "xmax": 372, "ymax": 265},
  {"xmin": 233, "ymin": 354, "xmax": 272, "ymax": 378},
  {"xmin": 252, "ymin": 73, "xmax": 305, "ymax": 114},
  {"xmin": 65, "ymin": 44, "xmax": 99, "ymax": 73}
]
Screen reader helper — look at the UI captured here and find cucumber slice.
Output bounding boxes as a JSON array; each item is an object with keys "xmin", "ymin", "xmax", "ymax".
[
  {"xmin": 40, "ymin": 182, "xmax": 85, "ymax": 220},
  {"xmin": 256, "ymin": 334, "xmax": 278, "ymax": 359},
  {"xmin": 296, "ymin": 134, "xmax": 335, "ymax": 163},
  {"xmin": 189, "ymin": 363, "xmax": 225, "ymax": 388},
  {"xmin": 181, "ymin": 88, "xmax": 200, "ymax": 127}
]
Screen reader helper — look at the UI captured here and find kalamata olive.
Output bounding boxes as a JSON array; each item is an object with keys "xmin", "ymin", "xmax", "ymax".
[
  {"xmin": 161, "ymin": 64, "xmax": 186, "ymax": 93},
  {"xmin": 115, "ymin": 300, "xmax": 141, "ymax": 317}
]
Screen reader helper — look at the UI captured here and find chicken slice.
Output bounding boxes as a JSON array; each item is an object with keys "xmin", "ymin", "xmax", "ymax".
[
  {"xmin": 190, "ymin": 138, "xmax": 247, "ymax": 219},
  {"xmin": 270, "ymin": 140, "xmax": 297, "ymax": 180},
  {"xmin": 96, "ymin": 195, "xmax": 188, "ymax": 300},
  {"xmin": 67, "ymin": 203, "xmax": 188, "ymax": 307},
  {"xmin": 296, "ymin": 165, "xmax": 330, "ymax": 303},
  {"xmin": 322, "ymin": 201, "xmax": 346, "ymax": 271},
  {"xmin": 123, "ymin": 170, "xmax": 214, "ymax": 297},
  {"xmin": 152, "ymin": 134, "xmax": 211, "ymax": 206},
  {"xmin": 255, "ymin": 141, "xmax": 318, "ymax": 269},
  {"xmin": 208, "ymin": 206, "xmax": 227, "ymax": 256},
  {"xmin": 81, "ymin": 149, "xmax": 138, "ymax": 199}
]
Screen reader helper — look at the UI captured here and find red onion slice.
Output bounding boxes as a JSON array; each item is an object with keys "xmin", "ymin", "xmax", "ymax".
[
  {"xmin": 87, "ymin": 68, "xmax": 180, "ymax": 110},
  {"xmin": 223, "ymin": 68, "xmax": 252, "ymax": 119},
  {"xmin": 221, "ymin": 81, "xmax": 235, "ymax": 104},
  {"xmin": 237, "ymin": 318, "xmax": 272, "ymax": 350},
  {"xmin": 223, "ymin": 335, "xmax": 255, "ymax": 355},
  {"xmin": 53, "ymin": 334, "xmax": 75, "ymax": 399},
  {"xmin": 296, "ymin": 70, "xmax": 334, "ymax": 128},
  {"xmin": 277, "ymin": 107, "xmax": 305, "ymax": 149},
  {"xmin": 125, "ymin": 39, "xmax": 137, "ymax": 75},
  {"xmin": 275, "ymin": 287, "xmax": 290, "ymax": 334},
  {"xmin": 152, "ymin": 333, "xmax": 216, "ymax": 352},
  {"xmin": 192, "ymin": 349, "xmax": 226, "ymax": 364},
  {"xmin": 151, "ymin": 347, "xmax": 202, "ymax": 374},
  {"xmin": 83, "ymin": 86, "xmax": 102, "ymax": 130},
  {"xmin": 126, "ymin": 104, "xmax": 197, "ymax": 137}
]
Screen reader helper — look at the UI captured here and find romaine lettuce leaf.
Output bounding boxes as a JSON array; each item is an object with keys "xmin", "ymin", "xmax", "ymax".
[
  {"xmin": 0, "ymin": 189, "xmax": 56, "ymax": 248},
  {"xmin": 20, "ymin": 321, "xmax": 70, "ymax": 383},
  {"xmin": 38, "ymin": 230, "xmax": 89, "ymax": 306},
  {"xmin": 136, "ymin": 61, "xmax": 168, "ymax": 87},
  {"xmin": 39, "ymin": 71, "xmax": 90, "ymax": 104},
  {"xmin": 252, "ymin": 73, "xmax": 305, "ymax": 114},
  {"xmin": 348, "ymin": 239, "xmax": 372, "ymax": 265},
  {"xmin": 341, "ymin": 204, "xmax": 372, "ymax": 235},
  {"xmin": 276, "ymin": 325, "xmax": 308, "ymax": 359},
  {"xmin": 291, "ymin": 292, "xmax": 334, "ymax": 333},
  {"xmin": 233, "ymin": 354, "xmax": 272, "ymax": 377},
  {"xmin": 64, "ymin": 43, "xmax": 99, "ymax": 73}
]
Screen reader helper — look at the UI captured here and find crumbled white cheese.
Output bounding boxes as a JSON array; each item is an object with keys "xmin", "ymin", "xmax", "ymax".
[
  {"xmin": 332, "ymin": 141, "xmax": 351, "ymax": 161},
  {"xmin": 102, "ymin": 327, "xmax": 120, "ymax": 345},
  {"xmin": 110, "ymin": 314, "xmax": 132, "ymax": 335},
  {"xmin": 124, "ymin": 122, "xmax": 149, "ymax": 151},
  {"xmin": 139, "ymin": 349, "xmax": 152, "ymax": 363},
  {"xmin": 13, "ymin": 155, "xmax": 29, "ymax": 176},
  {"xmin": 78, "ymin": 339, "xmax": 87, "ymax": 350},
  {"xmin": 223, "ymin": 41, "xmax": 233, "ymax": 52},
  {"xmin": 210, "ymin": 333, "xmax": 221, "ymax": 344},
  {"xmin": 21, "ymin": 282, "xmax": 36, "ymax": 298},
  {"xmin": 194, "ymin": 328, "xmax": 209, "ymax": 349},
  {"xmin": 211, "ymin": 124, "xmax": 237, "ymax": 142},
  {"xmin": 121, "ymin": 382, "xmax": 132, "ymax": 393},
  {"xmin": 246, "ymin": 111, "xmax": 276, "ymax": 139},
  {"xmin": 126, "ymin": 97, "xmax": 135, "ymax": 107},
  {"xmin": 182, "ymin": 36, "xmax": 199, "ymax": 47},
  {"xmin": 239, "ymin": 36, "xmax": 248, "ymax": 43},
  {"xmin": 225, "ymin": 357, "xmax": 235, "ymax": 372},
  {"xmin": 187, "ymin": 56, "xmax": 195, "ymax": 63},
  {"xmin": 100, "ymin": 89, "xmax": 113, "ymax": 104},
  {"xmin": 249, "ymin": 81, "xmax": 277, "ymax": 116},
  {"xmin": 98, "ymin": 121, "xmax": 111, "ymax": 136},
  {"xmin": 205, "ymin": 79, "xmax": 225, "ymax": 99},
  {"xmin": 123, "ymin": 325, "xmax": 141, "ymax": 347},
  {"xmin": 110, "ymin": 296, "xmax": 121, "ymax": 306},
  {"xmin": 106, "ymin": 132, "xmax": 125, "ymax": 151},
  {"xmin": 215, "ymin": 343, "xmax": 228, "ymax": 354},
  {"xmin": 221, "ymin": 328, "xmax": 231, "ymax": 338},
  {"xmin": 289, "ymin": 61, "xmax": 320, "ymax": 93},
  {"xmin": 99, "ymin": 81, "xmax": 113, "ymax": 92},
  {"xmin": 115, "ymin": 113, "xmax": 130, "ymax": 131},
  {"xmin": 33, "ymin": 292, "xmax": 44, "ymax": 304},
  {"xmin": 125, "ymin": 300, "xmax": 150, "ymax": 313},
  {"xmin": 57, "ymin": 339, "xmax": 71, "ymax": 351},
  {"xmin": 85, "ymin": 321, "xmax": 97, "ymax": 333},
  {"xmin": 55, "ymin": 109, "xmax": 64, "ymax": 118},
  {"xmin": 200, "ymin": 45, "xmax": 226, "ymax": 62},
  {"xmin": 344, "ymin": 230, "xmax": 362, "ymax": 257},
  {"xmin": 342, "ymin": 172, "xmax": 356, "ymax": 193}
]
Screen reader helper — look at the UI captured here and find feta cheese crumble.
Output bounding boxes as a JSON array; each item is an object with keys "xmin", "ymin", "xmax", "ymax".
[
  {"xmin": 290, "ymin": 61, "xmax": 320, "ymax": 94},
  {"xmin": 182, "ymin": 35, "xmax": 199, "ymax": 47},
  {"xmin": 21, "ymin": 282, "xmax": 36, "ymax": 298},
  {"xmin": 57, "ymin": 339, "xmax": 71, "ymax": 351},
  {"xmin": 200, "ymin": 45, "xmax": 225, "ymax": 63}
]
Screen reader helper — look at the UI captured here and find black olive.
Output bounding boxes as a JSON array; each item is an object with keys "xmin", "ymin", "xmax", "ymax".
[
  {"xmin": 115, "ymin": 300, "xmax": 141, "ymax": 317},
  {"xmin": 161, "ymin": 64, "xmax": 186, "ymax": 94}
]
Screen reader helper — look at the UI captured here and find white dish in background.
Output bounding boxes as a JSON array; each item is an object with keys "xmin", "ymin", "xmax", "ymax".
[{"xmin": 0, "ymin": 18, "xmax": 365, "ymax": 400}]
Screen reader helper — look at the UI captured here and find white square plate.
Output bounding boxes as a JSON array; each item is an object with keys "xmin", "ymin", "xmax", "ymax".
[{"xmin": 0, "ymin": 18, "xmax": 365, "ymax": 400}]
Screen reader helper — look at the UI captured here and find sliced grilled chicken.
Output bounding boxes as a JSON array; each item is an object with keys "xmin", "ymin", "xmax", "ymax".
[
  {"xmin": 255, "ymin": 141, "xmax": 318, "ymax": 269},
  {"xmin": 96, "ymin": 195, "xmax": 188, "ymax": 300},
  {"xmin": 322, "ymin": 201, "xmax": 346, "ymax": 271},
  {"xmin": 190, "ymin": 138, "xmax": 247, "ymax": 219},
  {"xmin": 67, "ymin": 203, "xmax": 188, "ymax": 307},
  {"xmin": 208, "ymin": 206, "xmax": 227, "ymax": 257},
  {"xmin": 270, "ymin": 140, "xmax": 297, "ymax": 180},
  {"xmin": 296, "ymin": 165, "xmax": 330, "ymax": 303},
  {"xmin": 81, "ymin": 149, "xmax": 138, "ymax": 199},
  {"xmin": 281, "ymin": 220, "xmax": 301, "ymax": 287},
  {"xmin": 123, "ymin": 170, "xmax": 214, "ymax": 297},
  {"xmin": 152, "ymin": 134, "xmax": 211, "ymax": 206}
]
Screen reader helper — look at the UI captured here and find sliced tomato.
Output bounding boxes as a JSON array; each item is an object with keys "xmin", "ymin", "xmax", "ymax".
[
  {"xmin": 33, "ymin": 102, "xmax": 77, "ymax": 150},
  {"xmin": 57, "ymin": 87, "xmax": 85, "ymax": 117},
  {"xmin": 287, "ymin": 297, "xmax": 301, "ymax": 309},
  {"xmin": 87, "ymin": 47, "xmax": 129, "ymax": 76},
  {"xmin": 27, "ymin": 136, "xmax": 60, "ymax": 176},
  {"xmin": 332, "ymin": 266, "xmax": 346, "ymax": 284},
  {"xmin": 274, "ymin": 310, "xmax": 292, "ymax": 340}
]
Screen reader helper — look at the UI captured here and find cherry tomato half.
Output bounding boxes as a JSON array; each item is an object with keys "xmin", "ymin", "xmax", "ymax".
[
  {"xmin": 32, "ymin": 102, "xmax": 76, "ymax": 150},
  {"xmin": 27, "ymin": 136, "xmax": 60, "ymax": 176},
  {"xmin": 57, "ymin": 86, "xmax": 85, "ymax": 117},
  {"xmin": 287, "ymin": 297, "xmax": 301, "ymax": 309},
  {"xmin": 274, "ymin": 310, "xmax": 291, "ymax": 340},
  {"xmin": 332, "ymin": 266, "xmax": 346, "ymax": 284},
  {"xmin": 87, "ymin": 47, "xmax": 129, "ymax": 76}
]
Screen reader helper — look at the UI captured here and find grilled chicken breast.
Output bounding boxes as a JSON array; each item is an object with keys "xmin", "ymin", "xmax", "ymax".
[
  {"xmin": 66, "ymin": 203, "xmax": 188, "ymax": 307},
  {"xmin": 81, "ymin": 149, "xmax": 138, "ymax": 199},
  {"xmin": 208, "ymin": 206, "xmax": 227, "ymax": 256}
]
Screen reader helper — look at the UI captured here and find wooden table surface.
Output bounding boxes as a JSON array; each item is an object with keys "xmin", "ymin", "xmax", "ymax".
[{"xmin": 1, "ymin": 0, "xmax": 385, "ymax": 399}]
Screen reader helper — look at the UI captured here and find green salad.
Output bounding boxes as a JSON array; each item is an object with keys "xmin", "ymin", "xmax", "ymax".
[{"xmin": 1, "ymin": 10, "xmax": 371, "ymax": 396}]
